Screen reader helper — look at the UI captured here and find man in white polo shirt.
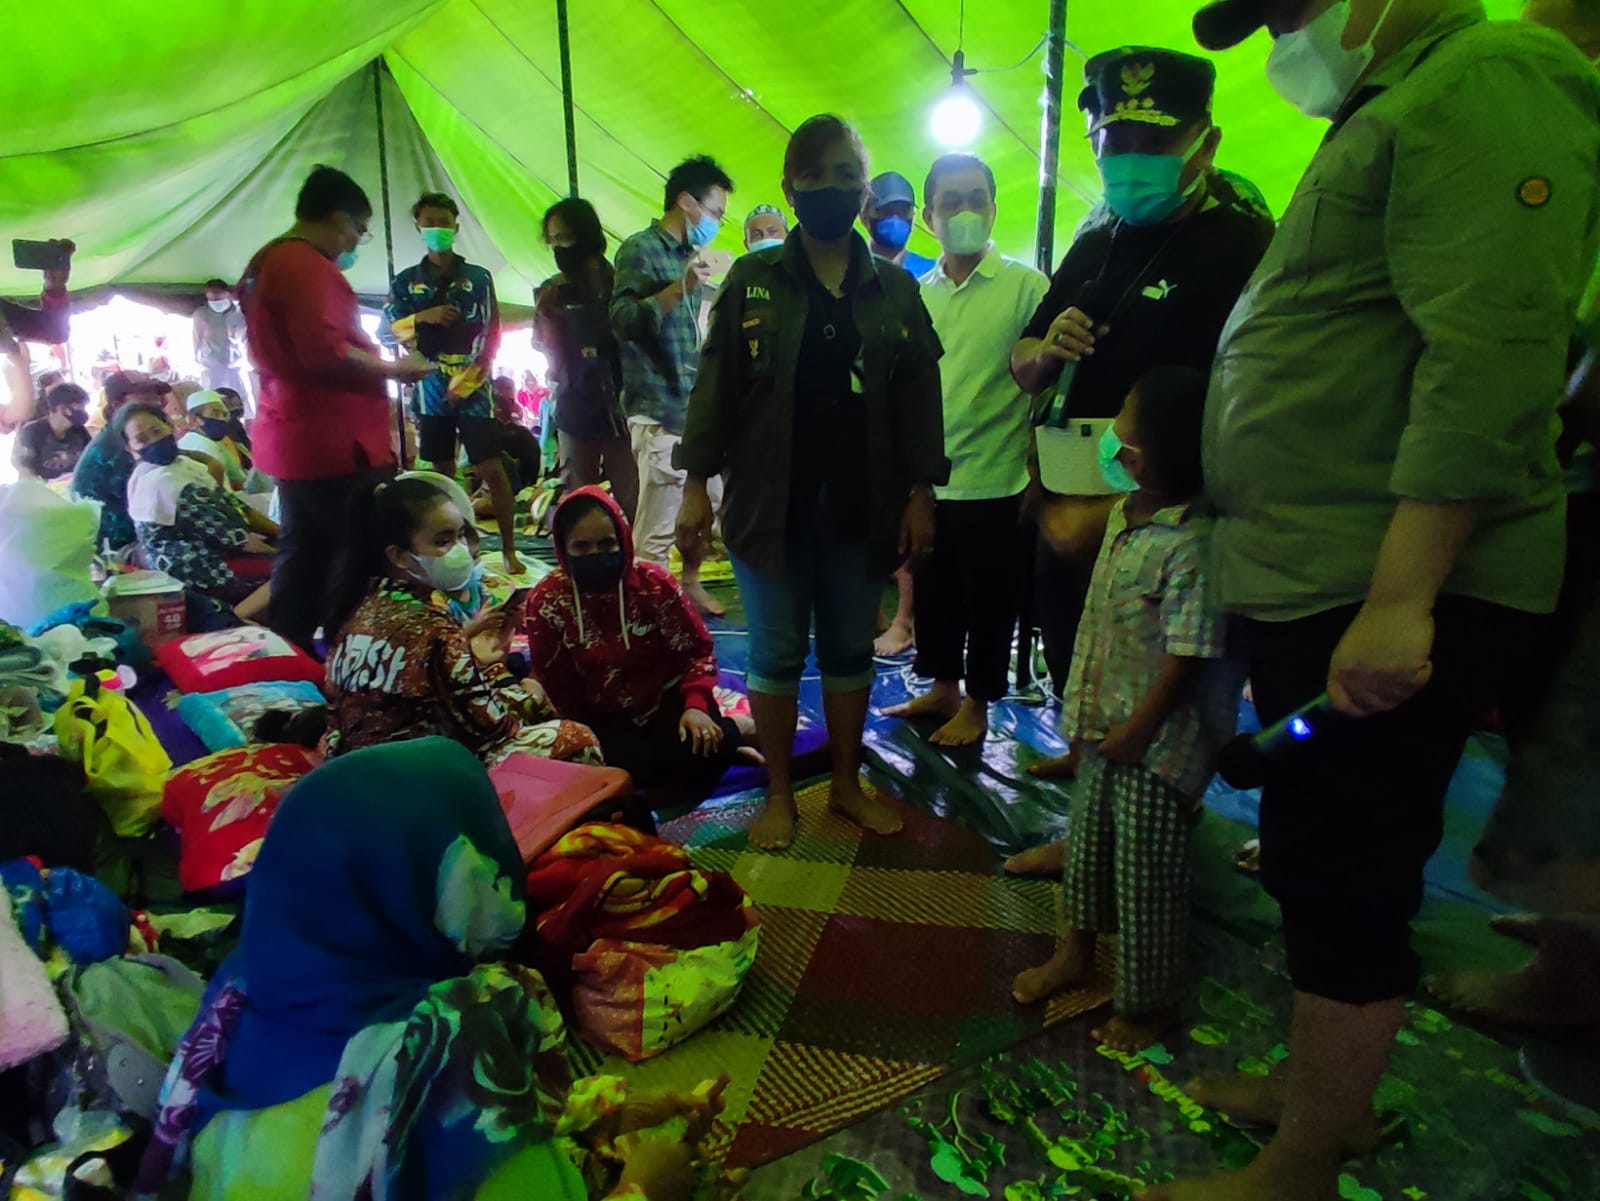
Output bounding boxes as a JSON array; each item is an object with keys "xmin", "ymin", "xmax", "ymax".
[{"xmin": 885, "ymin": 155, "xmax": 1049, "ymax": 746}]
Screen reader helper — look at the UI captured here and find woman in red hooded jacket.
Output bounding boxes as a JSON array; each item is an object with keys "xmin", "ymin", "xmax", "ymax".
[{"xmin": 525, "ymin": 487, "xmax": 750, "ymax": 802}]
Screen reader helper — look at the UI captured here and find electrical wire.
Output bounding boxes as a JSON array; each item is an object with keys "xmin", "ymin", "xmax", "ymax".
[{"xmin": 972, "ymin": 33, "xmax": 1050, "ymax": 74}]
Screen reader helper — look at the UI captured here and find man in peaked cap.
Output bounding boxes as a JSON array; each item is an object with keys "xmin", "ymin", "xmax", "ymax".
[
  {"xmin": 862, "ymin": 171, "xmax": 938, "ymax": 281},
  {"xmin": 1005, "ymin": 45, "xmax": 1274, "ymax": 787},
  {"xmin": 865, "ymin": 169, "xmax": 942, "ymax": 658},
  {"xmin": 1133, "ymin": 1, "xmax": 1600, "ymax": 1199}
]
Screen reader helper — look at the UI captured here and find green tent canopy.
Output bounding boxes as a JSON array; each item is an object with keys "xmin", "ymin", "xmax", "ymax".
[{"xmin": 1, "ymin": 0, "xmax": 1522, "ymax": 304}]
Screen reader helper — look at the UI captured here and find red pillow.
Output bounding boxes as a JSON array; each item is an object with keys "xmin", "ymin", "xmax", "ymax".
[
  {"xmin": 156, "ymin": 628, "xmax": 324, "ymax": 693},
  {"xmin": 161, "ymin": 744, "xmax": 320, "ymax": 895},
  {"xmin": 488, "ymin": 753, "xmax": 633, "ymax": 864}
]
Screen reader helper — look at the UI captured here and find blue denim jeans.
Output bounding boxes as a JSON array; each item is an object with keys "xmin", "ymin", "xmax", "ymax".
[{"xmin": 728, "ymin": 530, "xmax": 881, "ymax": 698}]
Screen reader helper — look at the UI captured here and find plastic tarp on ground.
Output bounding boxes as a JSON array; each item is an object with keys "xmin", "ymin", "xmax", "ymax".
[{"xmin": 2, "ymin": 0, "xmax": 1522, "ymax": 304}]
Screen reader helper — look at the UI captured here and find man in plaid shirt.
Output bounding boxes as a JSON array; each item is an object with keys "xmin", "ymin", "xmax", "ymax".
[
  {"xmin": 610, "ymin": 155, "xmax": 735, "ymax": 616},
  {"xmin": 1013, "ymin": 366, "xmax": 1242, "ymax": 1053}
]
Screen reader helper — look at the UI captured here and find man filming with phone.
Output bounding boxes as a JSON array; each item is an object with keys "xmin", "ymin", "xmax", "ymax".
[
  {"xmin": 2, "ymin": 238, "xmax": 75, "ymax": 434},
  {"xmin": 611, "ymin": 155, "xmax": 735, "ymax": 617}
]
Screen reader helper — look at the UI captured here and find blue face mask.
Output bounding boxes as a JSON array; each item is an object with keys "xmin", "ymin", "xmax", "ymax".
[
  {"xmin": 748, "ymin": 237, "xmax": 785, "ymax": 254},
  {"xmin": 686, "ymin": 201, "xmax": 720, "ymax": 248},
  {"xmin": 336, "ymin": 248, "xmax": 359, "ymax": 272},
  {"xmin": 870, "ymin": 215, "xmax": 912, "ymax": 250},
  {"xmin": 199, "ymin": 417, "xmax": 232, "ymax": 441},
  {"xmin": 1098, "ymin": 426, "xmax": 1139, "ymax": 493},
  {"xmin": 1097, "ymin": 129, "xmax": 1208, "ymax": 227}
]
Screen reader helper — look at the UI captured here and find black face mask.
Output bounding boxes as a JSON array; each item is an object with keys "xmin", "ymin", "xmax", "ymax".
[
  {"xmin": 568, "ymin": 550, "xmax": 625, "ymax": 594},
  {"xmin": 63, "ymin": 408, "xmax": 88, "ymax": 427},
  {"xmin": 552, "ymin": 245, "xmax": 589, "ymax": 279},
  {"xmin": 138, "ymin": 435, "xmax": 180, "ymax": 466},
  {"xmin": 199, "ymin": 417, "xmax": 232, "ymax": 441},
  {"xmin": 792, "ymin": 186, "xmax": 864, "ymax": 243}
]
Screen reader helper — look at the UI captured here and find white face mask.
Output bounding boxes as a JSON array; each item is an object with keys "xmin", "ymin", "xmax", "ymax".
[
  {"xmin": 939, "ymin": 210, "xmax": 994, "ymax": 257},
  {"xmin": 409, "ymin": 540, "xmax": 475, "ymax": 592},
  {"xmin": 207, "ymin": 298, "xmax": 232, "ymax": 313},
  {"xmin": 1265, "ymin": 0, "xmax": 1395, "ymax": 120}
]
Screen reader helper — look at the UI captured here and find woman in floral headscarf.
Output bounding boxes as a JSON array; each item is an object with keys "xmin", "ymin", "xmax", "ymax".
[{"xmin": 136, "ymin": 738, "xmax": 724, "ymax": 1201}]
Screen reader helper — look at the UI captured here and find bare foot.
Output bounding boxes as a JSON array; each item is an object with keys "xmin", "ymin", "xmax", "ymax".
[
  {"xmin": 930, "ymin": 697, "xmax": 989, "ymax": 747},
  {"xmin": 1027, "ymin": 750, "xmax": 1079, "ymax": 780},
  {"xmin": 1489, "ymin": 912, "xmax": 1600, "ymax": 946},
  {"xmin": 883, "ymin": 686, "xmax": 961, "ymax": 723},
  {"xmin": 1013, "ymin": 935, "xmax": 1096, "ymax": 1005},
  {"xmin": 1233, "ymin": 838, "xmax": 1262, "ymax": 876},
  {"xmin": 829, "ymin": 779, "xmax": 903, "ymax": 836},
  {"xmin": 1424, "ymin": 949, "xmax": 1600, "ymax": 1028},
  {"xmin": 1186, "ymin": 1072, "xmax": 1382, "ymax": 1155},
  {"xmin": 684, "ymin": 580, "xmax": 726, "ymax": 618},
  {"xmin": 749, "ymin": 795, "xmax": 797, "ymax": 852},
  {"xmin": 874, "ymin": 619, "xmax": 914, "ymax": 658},
  {"xmin": 735, "ymin": 746, "xmax": 766, "ymax": 766},
  {"xmin": 503, "ymin": 553, "xmax": 526, "ymax": 577},
  {"xmin": 1134, "ymin": 1154, "xmax": 1340, "ymax": 1201},
  {"xmin": 1185, "ymin": 1072, "xmax": 1286, "ymax": 1128},
  {"xmin": 1004, "ymin": 842, "xmax": 1065, "ymax": 876},
  {"xmin": 732, "ymin": 713, "xmax": 758, "ymax": 743},
  {"xmin": 1489, "ymin": 913, "xmax": 1546, "ymax": 945},
  {"xmin": 1093, "ymin": 1010, "xmax": 1178, "ymax": 1052}
]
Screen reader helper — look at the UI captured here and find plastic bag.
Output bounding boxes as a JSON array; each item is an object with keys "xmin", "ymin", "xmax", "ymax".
[
  {"xmin": 0, "ymin": 480, "xmax": 99, "ymax": 630},
  {"xmin": 53, "ymin": 675, "xmax": 172, "ymax": 838},
  {"xmin": 571, "ymin": 926, "xmax": 760, "ymax": 1063},
  {"xmin": 10, "ymin": 1112, "xmax": 135, "ymax": 1200}
]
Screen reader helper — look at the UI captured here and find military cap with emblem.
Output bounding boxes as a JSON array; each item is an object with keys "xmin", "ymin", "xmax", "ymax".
[{"xmin": 1079, "ymin": 47, "xmax": 1218, "ymax": 134}]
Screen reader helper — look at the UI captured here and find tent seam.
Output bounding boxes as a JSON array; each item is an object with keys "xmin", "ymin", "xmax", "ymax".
[
  {"xmin": 466, "ymin": 0, "xmax": 668, "ymax": 182},
  {"xmin": 636, "ymin": 0, "xmax": 794, "ymax": 138},
  {"xmin": 0, "ymin": 9, "xmax": 443, "ymax": 160},
  {"xmin": 386, "ymin": 49, "xmax": 630, "ymax": 247}
]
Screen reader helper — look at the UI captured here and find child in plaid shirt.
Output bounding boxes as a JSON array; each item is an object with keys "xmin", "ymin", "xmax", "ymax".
[{"xmin": 1014, "ymin": 366, "xmax": 1243, "ymax": 1051}]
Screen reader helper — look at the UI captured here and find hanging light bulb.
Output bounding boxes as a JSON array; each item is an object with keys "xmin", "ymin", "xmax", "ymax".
[
  {"xmin": 931, "ymin": 50, "xmax": 982, "ymax": 148},
  {"xmin": 932, "ymin": 90, "xmax": 982, "ymax": 147}
]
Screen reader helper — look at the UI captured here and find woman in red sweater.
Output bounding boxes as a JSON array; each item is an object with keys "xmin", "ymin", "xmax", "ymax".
[{"xmin": 525, "ymin": 487, "xmax": 751, "ymax": 803}]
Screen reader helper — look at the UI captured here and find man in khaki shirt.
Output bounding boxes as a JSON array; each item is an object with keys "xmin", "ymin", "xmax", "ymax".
[{"xmin": 1138, "ymin": 1, "xmax": 1600, "ymax": 1199}]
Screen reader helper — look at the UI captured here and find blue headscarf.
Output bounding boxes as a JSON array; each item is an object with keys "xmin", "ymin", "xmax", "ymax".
[
  {"xmin": 218, "ymin": 735, "xmax": 526, "ymax": 1109},
  {"xmin": 139, "ymin": 738, "xmax": 576, "ymax": 1201}
]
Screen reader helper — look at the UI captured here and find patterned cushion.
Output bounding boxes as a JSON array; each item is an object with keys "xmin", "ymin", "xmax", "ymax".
[
  {"xmin": 162, "ymin": 744, "xmax": 319, "ymax": 895},
  {"xmin": 157, "ymin": 628, "xmax": 323, "ymax": 694},
  {"xmin": 176, "ymin": 680, "xmax": 326, "ymax": 752}
]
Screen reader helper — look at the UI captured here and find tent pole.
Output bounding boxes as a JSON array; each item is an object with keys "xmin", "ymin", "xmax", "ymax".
[
  {"xmin": 1017, "ymin": 0, "xmax": 1068, "ymax": 699},
  {"xmin": 557, "ymin": 0, "xmax": 580, "ymax": 195},
  {"xmin": 1034, "ymin": 0, "xmax": 1067, "ymax": 275},
  {"xmin": 373, "ymin": 59, "xmax": 408, "ymax": 469},
  {"xmin": 373, "ymin": 61, "xmax": 397, "ymax": 283}
]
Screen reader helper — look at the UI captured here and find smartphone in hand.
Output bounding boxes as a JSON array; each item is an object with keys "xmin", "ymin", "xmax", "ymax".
[
  {"xmin": 12, "ymin": 239, "xmax": 71, "ymax": 273},
  {"xmin": 696, "ymin": 249, "xmax": 735, "ymax": 279},
  {"xmin": 502, "ymin": 588, "xmax": 533, "ymax": 629}
]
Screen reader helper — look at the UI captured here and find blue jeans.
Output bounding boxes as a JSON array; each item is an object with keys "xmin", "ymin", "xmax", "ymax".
[{"xmin": 728, "ymin": 531, "xmax": 880, "ymax": 698}]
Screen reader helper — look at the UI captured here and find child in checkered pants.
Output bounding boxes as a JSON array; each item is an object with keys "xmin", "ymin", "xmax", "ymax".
[{"xmin": 1013, "ymin": 365, "xmax": 1243, "ymax": 1051}]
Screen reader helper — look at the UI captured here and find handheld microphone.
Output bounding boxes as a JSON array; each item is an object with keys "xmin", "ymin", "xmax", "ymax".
[
  {"xmin": 1215, "ymin": 693, "xmax": 1354, "ymax": 790},
  {"xmin": 1033, "ymin": 278, "xmax": 1117, "ymax": 428}
]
